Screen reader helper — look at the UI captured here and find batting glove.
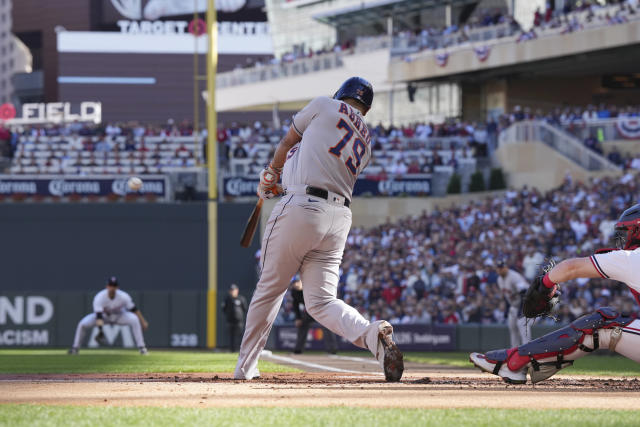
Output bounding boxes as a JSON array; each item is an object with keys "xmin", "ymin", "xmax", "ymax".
[{"xmin": 257, "ymin": 164, "xmax": 283, "ymax": 200}]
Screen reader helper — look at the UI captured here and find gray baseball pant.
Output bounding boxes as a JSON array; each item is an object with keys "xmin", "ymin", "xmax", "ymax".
[{"xmin": 234, "ymin": 190, "xmax": 384, "ymax": 379}]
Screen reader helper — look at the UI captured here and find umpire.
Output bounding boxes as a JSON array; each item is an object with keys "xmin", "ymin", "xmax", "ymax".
[
  {"xmin": 222, "ymin": 284, "xmax": 247, "ymax": 352},
  {"xmin": 291, "ymin": 278, "xmax": 337, "ymax": 354}
]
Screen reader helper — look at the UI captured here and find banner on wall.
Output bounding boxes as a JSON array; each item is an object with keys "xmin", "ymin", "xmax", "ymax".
[
  {"xmin": 474, "ymin": 45, "xmax": 491, "ymax": 62},
  {"xmin": 273, "ymin": 324, "xmax": 456, "ymax": 352},
  {"xmin": 0, "ymin": 175, "xmax": 169, "ymax": 199},
  {"xmin": 616, "ymin": 116, "xmax": 640, "ymax": 139},
  {"xmin": 222, "ymin": 175, "xmax": 431, "ymax": 198}
]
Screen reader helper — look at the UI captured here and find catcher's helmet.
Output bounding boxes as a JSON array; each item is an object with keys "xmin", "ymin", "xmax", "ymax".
[
  {"xmin": 614, "ymin": 203, "xmax": 640, "ymax": 250},
  {"xmin": 333, "ymin": 77, "xmax": 373, "ymax": 111}
]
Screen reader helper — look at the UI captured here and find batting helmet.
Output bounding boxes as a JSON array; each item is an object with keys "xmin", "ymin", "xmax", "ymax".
[
  {"xmin": 333, "ymin": 77, "xmax": 374, "ymax": 111},
  {"xmin": 614, "ymin": 203, "xmax": 640, "ymax": 250}
]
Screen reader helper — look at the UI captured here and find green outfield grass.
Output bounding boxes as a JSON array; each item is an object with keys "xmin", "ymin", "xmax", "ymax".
[
  {"xmin": 0, "ymin": 349, "xmax": 298, "ymax": 374},
  {"xmin": 405, "ymin": 352, "xmax": 640, "ymax": 376},
  {"xmin": 1, "ymin": 405, "xmax": 639, "ymax": 427}
]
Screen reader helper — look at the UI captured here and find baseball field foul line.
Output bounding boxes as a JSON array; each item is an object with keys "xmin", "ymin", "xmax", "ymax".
[
  {"xmin": 328, "ymin": 355, "xmax": 380, "ymax": 365},
  {"xmin": 262, "ymin": 352, "xmax": 379, "ymax": 375}
]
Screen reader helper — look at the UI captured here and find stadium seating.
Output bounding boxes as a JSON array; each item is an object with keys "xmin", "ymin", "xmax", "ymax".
[{"xmin": 8, "ymin": 135, "xmax": 202, "ymax": 175}]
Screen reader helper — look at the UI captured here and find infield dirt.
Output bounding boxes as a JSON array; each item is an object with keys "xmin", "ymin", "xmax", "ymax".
[{"xmin": 2, "ymin": 354, "xmax": 640, "ymax": 409}]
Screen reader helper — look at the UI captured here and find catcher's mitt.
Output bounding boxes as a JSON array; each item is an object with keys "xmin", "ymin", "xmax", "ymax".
[
  {"xmin": 95, "ymin": 330, "xmax": 107, "ymax": 346},
  {"xmin": 522, "ymin": 261, "xmax": 560, "ymax": 319}
]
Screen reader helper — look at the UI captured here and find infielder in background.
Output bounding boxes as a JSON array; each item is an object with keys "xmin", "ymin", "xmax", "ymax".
[
  {"xmin": 69, "ymin": 277, "xmax": 149, "ymax": 355},
  {"xmin": 471, "ymin": 204, "xmax": 640, "ymax": 384},
  {"xmin": 234, "ymin": 77, "xmax": 404, "ymax": 381},
  {"xmin": 496, "ymin": 260, "xmax": 531, "ymax": 347}
]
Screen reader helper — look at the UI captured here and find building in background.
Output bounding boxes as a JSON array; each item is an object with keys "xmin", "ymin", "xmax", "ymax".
[
  {"xmin": 10, "ymin": 0, "xmax": 272, "ymax": 122},
  {"xmin": 0, "ymin": 0, "xmax": 31, "ymax": 105}
]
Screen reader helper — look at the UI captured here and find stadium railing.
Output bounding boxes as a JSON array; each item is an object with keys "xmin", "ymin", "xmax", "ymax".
[
  {"xmin": 560, "ymin": 117, "xmax": 640, "ymax": 142},
  {"xmin": 499, "ymin": 120, "xmax": 621, "ymax": 171},
  {"xmin": 217, "ymin": 52, "xmax": 344, "ymax": 88},
  {"xmin": 391, "ymin": 21, "xmax": 517, "ymax": 56}
]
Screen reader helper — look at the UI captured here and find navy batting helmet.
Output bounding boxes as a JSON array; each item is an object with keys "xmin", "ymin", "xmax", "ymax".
[
  {"xmin": 615, "ymin": 203, "xmax": 640, "ymax": 249},
  {"xmin": 333, "ymin": 77, "xmax": 373, "ymax": 110}
]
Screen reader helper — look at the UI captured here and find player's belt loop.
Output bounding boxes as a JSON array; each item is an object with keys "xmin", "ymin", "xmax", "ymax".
[{"xmin": 306, "ymin": 186, "xmax": 351, "ymax": 207}]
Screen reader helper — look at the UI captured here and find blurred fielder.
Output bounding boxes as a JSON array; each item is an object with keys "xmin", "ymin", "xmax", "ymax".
[
  {"xmin": 471, "ymin": 204, "xmax": 640, "ymax": 384},
  {"xmin": 68, "ymin": 276, "xmax": 149, "ymax": 355},
  {"xmin": 234, "ymin": 77, "xmax": 404, "ymax": 382},
  {"xmin": 496, "ymin": 260, "xmax": 531, "ymax": 347}
]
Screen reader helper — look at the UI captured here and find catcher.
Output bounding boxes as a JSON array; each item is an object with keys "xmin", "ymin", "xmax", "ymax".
[
  {"xmin": 470, "ymin": 204, "xmax": 640, "ymax": 384},
  {"xmin": 68, "ymin": 277, "xmax": 149, "ymax": 355}
]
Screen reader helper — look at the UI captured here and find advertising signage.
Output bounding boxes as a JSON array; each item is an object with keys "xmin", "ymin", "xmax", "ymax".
[
  {"xmin": 222, "ymin": 175, "xmax": 432, "ymax": 198},
  {"xmin": 0, "ymin": 176, "xmax": 169, "ymax": 200}
]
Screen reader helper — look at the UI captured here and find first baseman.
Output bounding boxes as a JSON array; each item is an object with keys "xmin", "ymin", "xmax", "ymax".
[
  {"xmin": 234, "ymin": 77, "xmax": 404, "ymax": 381},
  {"xmin": 471, "ymin": 204, "xmax": 640, "ymax": 384},
  {"xmin": 69, "ymin": 277, "xmax": 149, "ymax": 354}
]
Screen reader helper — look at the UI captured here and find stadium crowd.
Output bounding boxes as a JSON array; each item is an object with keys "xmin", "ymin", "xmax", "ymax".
[
  {"xmin": 275, "ymin": 173, "xmax": 640, "ymax": 326},
  {"xmin": 395, "ymin": 0, "xmax": 638, "ymax": 54},
  {"xmin": 3, "ymin": 101, "xmax": 639, "ymax": 175}
]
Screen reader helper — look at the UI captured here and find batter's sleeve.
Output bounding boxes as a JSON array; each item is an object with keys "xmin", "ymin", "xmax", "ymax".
[
  {"xmin": 590, "ymin": 250, "xmax": 640, "ymax": 292},
  {"xmin": 291, "ymin": 97, "xmax": 325, "ymax": 136}
]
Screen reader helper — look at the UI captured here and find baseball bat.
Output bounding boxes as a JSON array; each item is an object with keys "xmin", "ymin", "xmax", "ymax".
[{"xmin": 240, "ymin": 198, "xmax": 263, "ymax": 248}]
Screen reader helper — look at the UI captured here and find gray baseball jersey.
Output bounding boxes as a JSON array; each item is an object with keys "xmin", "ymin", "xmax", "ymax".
[{"xmin": 283, "ymin": 96, "xmax": 372, "ymax": 198}]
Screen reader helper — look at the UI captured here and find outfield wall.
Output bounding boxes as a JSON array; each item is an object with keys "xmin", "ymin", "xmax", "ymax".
[
  {"xmin": 0, "ymin": 202, "xmax": 262, "ymax": 349},
  {"xmin": 0, "ymin": 290, "xmax": 558, "ymax": 351}
]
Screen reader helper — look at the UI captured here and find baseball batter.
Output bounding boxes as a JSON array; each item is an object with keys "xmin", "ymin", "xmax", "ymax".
[
  {"xmin": 69, "ymin": 277, "xmax": 149, "ymax": 354},
  {"xmin": 234, "ymin": 77, "xmax": 404, "ymax": 382},
  {"xmin": 471, "ymin": 204, "xmax": 640, "ymax": 384},
  {"xmin": 496, "ymin": 261, "xmax": 531, "ymax": 347}
]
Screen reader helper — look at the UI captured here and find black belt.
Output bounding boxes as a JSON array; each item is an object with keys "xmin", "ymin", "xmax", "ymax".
[{"xmin": 306, "ymin": 186, "xmax": 350, "ymax": 207}]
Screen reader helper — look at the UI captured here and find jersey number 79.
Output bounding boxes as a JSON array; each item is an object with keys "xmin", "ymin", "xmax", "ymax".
[{"xmin": 328, "ymin": 118, "xmax": 366, "ymax": 176}]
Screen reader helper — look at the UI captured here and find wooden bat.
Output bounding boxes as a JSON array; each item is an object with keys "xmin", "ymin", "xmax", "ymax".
[{"xmin": 240, "ymin": 198, "xmax": 263, "ymax": 248}]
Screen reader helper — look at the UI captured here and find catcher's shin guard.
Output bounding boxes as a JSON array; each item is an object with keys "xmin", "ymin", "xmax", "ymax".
[{"xmin": 511, "ymin": 307, "xmax": 632, "ymax": 383}]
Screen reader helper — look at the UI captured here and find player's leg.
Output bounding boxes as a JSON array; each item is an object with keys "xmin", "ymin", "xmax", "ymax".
[
  {"xmin": 517, "ymin": 315, "xmax": 531, "ymax": 345},
  {"xmin": 507, "ymin": 308, "xmax": 521, "ymax": 347},
  {"xmin": 117, "ymin": 311, "xmax": 147, "ymax": 352},
  {"xmin": 322, "ymin": 325, "xmax": 338, "ymax": 354},
  {"xmin": 293, "ymin": 313, "xmax": 312, "ymax": 354},
  {"xmin": 229, "ymin": 323, "xmax": 240, "ymax": 352},
  {"xmin": 470, "ymin": 307, "xmax": 638, "ymax": 384},
  {"xmin": 234, "ymin": 195, "xmax": 318, "ymax": 379},
  {"xmin": 300, "ymin": 204, "xmax": 403, "ymax": 381},
  {"xmin": 70, "ymin": 313, "xmax": 97, "ymax": 352}
]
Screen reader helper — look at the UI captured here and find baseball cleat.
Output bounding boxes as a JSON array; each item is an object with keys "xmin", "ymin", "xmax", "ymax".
[
  {"xmin": 378, "ymin": 322, "xmax": 404, "ymax": 382},
  {"xmin": 67, "ymin": 348, "xmax": 78, "ymax": 355},
  {"xmin": 469, "ymin": 352, "xmax": 527, "ymax": 384},
  {"xmin": 139, "ymin": 347, "xmax": 148, "ymax": 355}
]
